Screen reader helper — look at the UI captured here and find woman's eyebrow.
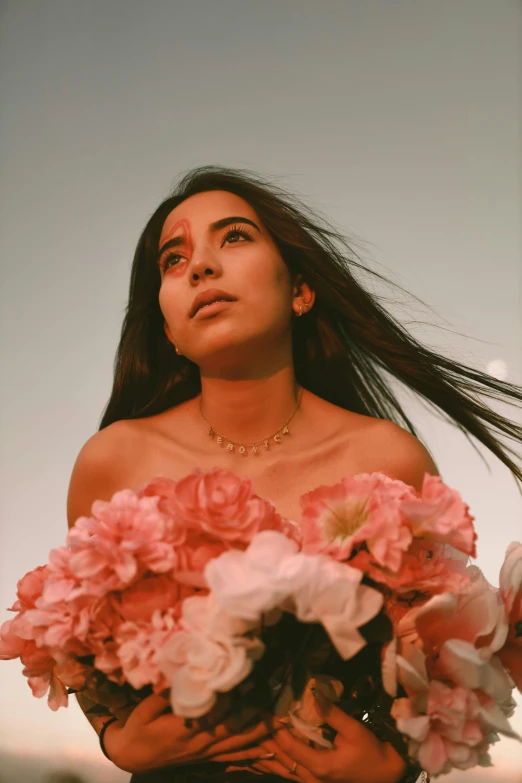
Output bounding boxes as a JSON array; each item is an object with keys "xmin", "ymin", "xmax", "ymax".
[
  {"xmin": 209, "ymin": 215, "xmax": 261, "ymax": 234},
  {"xmin": 157, "ymin": 216, "xmax": 261, "ymax": 261}
]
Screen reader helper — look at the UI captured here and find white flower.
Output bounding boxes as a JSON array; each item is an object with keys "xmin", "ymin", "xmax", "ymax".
[
  {"xmin": 204, "ymin": 531, "xmax": 307, "ymax": 621},
  {"xmin": 205, "ymin": 530, "xmax": 383, "ymax": 660},
  {"xmin": 156, "ymin": 629, "xmax": 264, "ymax": 718},
  {"xmin": 499, "ymin": 541, "xmax": 522, "ymax": 613},
  {"xmin": 290, "ymin": 555, "xmax": 383, "ymax": 659},
  {"xmin": 156, "ymin": 593, "xmax": 264, "ymax": 718},
  {"xmin": 180, "ymin": 592, "xmax": 257, "ymax": 638},
  {"xmin": 413, "ymin": 566, "xmax": 512, "ymax": 705},
  {"xmin": 438, "ymin": 641, "xmax": 513, "ymax": 705}
]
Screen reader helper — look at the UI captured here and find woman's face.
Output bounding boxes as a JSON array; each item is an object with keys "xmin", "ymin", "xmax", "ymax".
[{"xmin": 158, "ymin": 190, "xmax": 307, "ymax": 374}]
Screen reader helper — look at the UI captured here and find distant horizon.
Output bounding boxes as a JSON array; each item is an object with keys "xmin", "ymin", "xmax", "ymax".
[{"xmin": 0, "ymin": 746, "xmax": 129, "ymax": 783}]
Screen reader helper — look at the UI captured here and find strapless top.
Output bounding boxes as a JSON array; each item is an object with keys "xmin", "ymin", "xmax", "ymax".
[
  {"xmin": 129, "ymin": 760, "xmax": 424, "ymax": 782},
  {"xmin": 130, "ymin": 764, "xmax": 287, "ymax": 782}
]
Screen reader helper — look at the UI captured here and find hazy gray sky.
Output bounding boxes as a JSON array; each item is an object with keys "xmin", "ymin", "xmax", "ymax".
[{"xmin": 1, "ymin": 1, "xmax": 521, "ymax": 781}]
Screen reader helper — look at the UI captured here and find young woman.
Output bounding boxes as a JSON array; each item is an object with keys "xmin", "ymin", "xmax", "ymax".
[{"xmin": 66, "ymin": 166, "xmax": 522, "ymax": 783}]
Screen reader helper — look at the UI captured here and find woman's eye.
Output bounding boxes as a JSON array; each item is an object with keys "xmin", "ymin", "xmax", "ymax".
[
  {"xmin": 161, "ymin": 227, "xmax": 253, "ymax": 272},
  {"xmin": 224, "ymin": 227, "xmax": 253, "ymax": 246},
  {"xmin": 161, "ymin": 253, "xmax": 182, "ymax": 271}
]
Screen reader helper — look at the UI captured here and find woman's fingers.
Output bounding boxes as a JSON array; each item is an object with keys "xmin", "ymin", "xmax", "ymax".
[
  {"xmin": 256, "ymin": 737, "xmax": 322, "ymax": 783},
  {"xmin": 261, "ymin": 739, "xmax": 298, "ymax": 773},
  {"xmin": 273, "ymin": 728, "xmax": 329, "ymax": 778},
  {"xmin": 209, "ymin": 747, "xmax": 276, "ymax": 763},
  {"xmin": 226, "ymin": 765, "xmax": 264, "ymax": 776},
  {"xmin": 197, "ymin": 717, "xmax": 274, "ymax": 756},
  {"xmin": 252, "ymin": 759, "xmax": 302, "ymax": 781}
]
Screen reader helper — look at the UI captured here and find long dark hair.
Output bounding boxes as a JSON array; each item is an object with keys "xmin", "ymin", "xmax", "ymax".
[{"xmin": 99, "ymin": 165, "xmax": 522, "ymax": 492}]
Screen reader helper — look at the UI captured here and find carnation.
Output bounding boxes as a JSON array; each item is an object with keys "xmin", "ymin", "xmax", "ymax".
[{"xmin": 299, "ymin": 472, "xmax": 416, "ymax": 572}]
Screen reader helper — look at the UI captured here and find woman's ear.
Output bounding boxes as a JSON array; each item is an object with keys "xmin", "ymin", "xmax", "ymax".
[{"xmin": 293, "ymin": 274, "xmax": 316, "ymax": 310}]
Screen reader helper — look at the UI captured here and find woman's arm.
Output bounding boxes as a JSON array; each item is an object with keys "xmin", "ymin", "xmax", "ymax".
[
  {"xmin": 75, "ymin": 690, "xmax": 118, "ymax": 739},
  {"xmin": 67, "ymin": 427, "xmax": 136, "ymax": 745}
]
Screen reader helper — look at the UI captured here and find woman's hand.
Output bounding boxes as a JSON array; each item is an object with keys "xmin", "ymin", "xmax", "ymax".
[
  {"xmin": 251, "ymin": 693, "xmax": 407, "ymax": 783},
  {"xmin": 104, "ymin": 693, "xmax": 277, "ymax": 774}
]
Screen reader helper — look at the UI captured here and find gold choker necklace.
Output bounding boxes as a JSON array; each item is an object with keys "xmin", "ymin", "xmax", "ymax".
[{"xmin": 199, "ymin": 386, "xmax": 304, "ymax": 455}]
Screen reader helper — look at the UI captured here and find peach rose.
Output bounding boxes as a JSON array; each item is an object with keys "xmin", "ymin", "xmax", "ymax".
[
  {"xmin": 171, "ymin": 468, "xmax": 284, "ymax": 543},
  {"xmin": 110, "ymin": 574, "xmax": 190, "ymax": 623}
]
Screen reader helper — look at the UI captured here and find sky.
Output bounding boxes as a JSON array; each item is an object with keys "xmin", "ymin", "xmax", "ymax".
[{"xmin": 0, "ymin": 1, "xmax": 521, "ymax": 781}]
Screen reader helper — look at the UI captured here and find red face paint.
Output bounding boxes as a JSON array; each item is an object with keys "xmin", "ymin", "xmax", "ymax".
[{"xmin": 160, "ymin": 218, "xmax": 194, "ymax": 256}]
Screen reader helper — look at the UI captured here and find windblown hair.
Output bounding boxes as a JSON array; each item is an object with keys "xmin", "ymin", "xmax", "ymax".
[{"xmin": 99, "ymin": 165, "xmax": 522, "ymax": 492}]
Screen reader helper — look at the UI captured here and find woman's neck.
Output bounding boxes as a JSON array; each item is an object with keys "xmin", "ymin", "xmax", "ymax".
[{"xmin": 197, "ymin": 371, "xmax": 303, "ymax": 446}]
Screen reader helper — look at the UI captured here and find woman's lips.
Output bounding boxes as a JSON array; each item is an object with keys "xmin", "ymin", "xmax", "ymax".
[{"xmin": 193, "ymin": 300, "xmax": 235, "ymax": 319}]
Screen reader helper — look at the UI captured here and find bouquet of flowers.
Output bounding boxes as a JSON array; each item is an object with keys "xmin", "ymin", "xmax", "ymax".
[{"xmin": 1, "ymin": 468, "xmax": 521, "ymax": 778}]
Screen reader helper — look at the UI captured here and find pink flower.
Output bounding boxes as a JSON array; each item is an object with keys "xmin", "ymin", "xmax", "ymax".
[
  {"xmin": 16, "ymin": 595, "xmax": 93, "ymax": 653},
  {"xmin": 351, "ymin": 540, "xmax": 471, "ymax": 597},
  {"xmin": 415, "ymin": 566, "xmax": 507, "ymax": 654},
  {"xmin": 0, "ymin": 618, "xmax": 29, "ymax": 659},
  {"xmin": 412, "ymin": 567, "xmax": 512, "ymax": 704},
  {"xmin": 299, "ymin": 472, "xmax": 415, "ymax": 571},
  {"xmin": 115, "ymin": 609, "xmax": 180, "ymax": 691},
  {"xmin": 0, "ymin": 624, "xmax": 91, "ymax": 711},
  {"xmin": 400, "ymin": 474, "xmax": 477, "ymax": 557},
  {"xmin": 497, "ymin": 542, "xmax": 522, "ymax": 691},
  {"xmin": 22, "ymin": 644, "xmax": 90, "ymax": 711},
  {"xmin": 41, "ymin": 546, "xmax": 84, "ymax": 604},
  {"xmin": 66, "ymin": 490, "xmax": 180, "ymax": 595},
  {"xmin": 110, "ymin": 574, "xmax": 193, "ymax": 624},
  {"xmin": 81, "ymin": 595, "xmax": 124, "ymax": 656},
  {"xmin": 135, "ymin": 475, "xmax": 181, "ymax": 518},
  {"xmin": 278, "ymin": 516, "xmax": 303, "ymax": 549},
  {"xmin": 175, "ymin": 533, "xmax": 228, "ymax": 588},
  {"xmin": 391, "ymin": 677, "xmax": 518, "ymax": 775},
  {"xmin": 8, "ymin": 565, "xmax": 49, "ymax": 612},
  {"xmin": 93, "ymin": 639, "xmax": 124, "ymax": 683},
  {"xmin": 170, "ymin": 468, "xmax": 284, "ymax": 543},
  {"xmin": 383, "ymin": 564, "xmax": 513, "ymax": 706}
]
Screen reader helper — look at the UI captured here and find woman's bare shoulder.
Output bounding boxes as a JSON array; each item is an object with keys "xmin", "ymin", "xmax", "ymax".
[
  {"xmin": 74, "ymin": 418, "xmax": 143, "ymax": 462},
  {"xmin": 362, "ymin": 418, "xmax": 441, "ymax": 491},
  {"xmin": 67, "ymin": 420, "xmax": 145, "ymax": 527}
]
